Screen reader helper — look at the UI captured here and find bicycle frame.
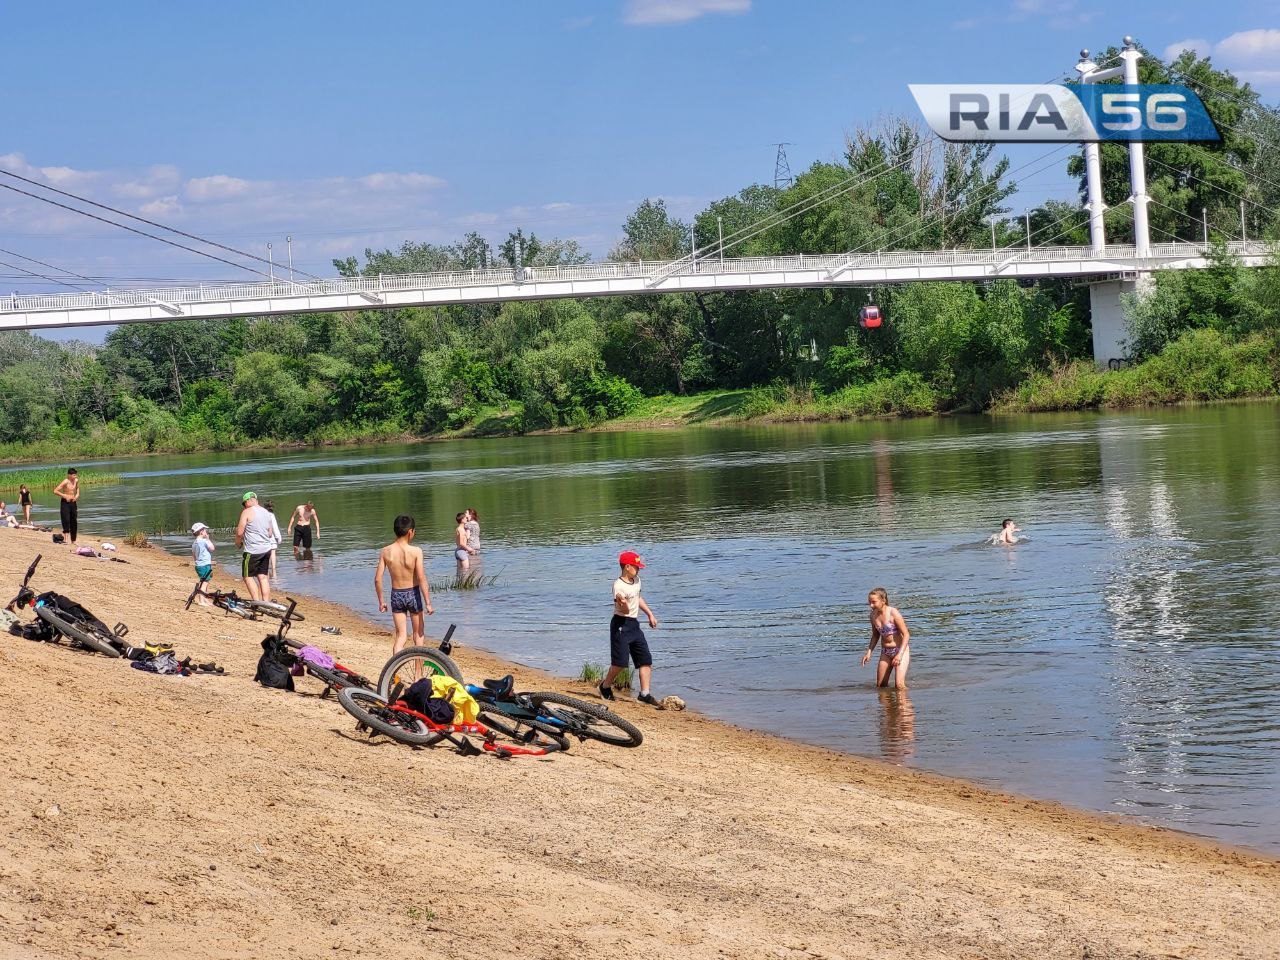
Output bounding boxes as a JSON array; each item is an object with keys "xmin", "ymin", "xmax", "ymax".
[{"xmin": 385, "ymin": 698, "xmax": 560, "ymax": 758}]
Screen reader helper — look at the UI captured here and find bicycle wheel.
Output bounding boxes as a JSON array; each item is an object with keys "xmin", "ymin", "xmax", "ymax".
[
  {"xmin": 477, "ymin": 704, "xmax": 571, "ymax": 753},
  {"xmin": 527, "ymin": 692, "xmax": 643, "ymax": 748},
  {"xmin": 336, "ymin": 687, "xmax": 441, "ymax": 746},
  {"xmin": 35, "ymin": 607, "xmax": 122, "ymax": 658},
  {"xmin": 377, "ymin": 646, "xmax": 464, "ymax": 696},
  {"xmin": 243, "ymin": 600, "xmax": 303, "ymax": 622}
]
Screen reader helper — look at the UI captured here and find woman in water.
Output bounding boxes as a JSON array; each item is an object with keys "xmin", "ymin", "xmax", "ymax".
[
  {"xmin": 18, "ymin": 484, "xmax": 32, "ymax": 524},
  {"xmin": 860, "ymin": 587, "xmax": 911, "ymax": 689},
  {"xmin": 464, "ymin": 508, "xmax": 481, "ymax": 557}
]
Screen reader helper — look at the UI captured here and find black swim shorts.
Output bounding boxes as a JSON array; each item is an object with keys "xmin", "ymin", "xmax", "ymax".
[
  {"xmin": 293, "ymin": 525, "xmax": 313, "ymax": 549},
  {"xmin": 242, "ymin": 551, "xmax": 271, "ymax": 578},
  {"xmin": 609, "ymin": 614, "xmax": 652, "ymax": 669}
]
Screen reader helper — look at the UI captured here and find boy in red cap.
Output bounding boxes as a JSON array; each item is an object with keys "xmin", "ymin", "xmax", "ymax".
[{"xmin": 601, "ymin": 550, "xmax": 660, "ymax": 705}]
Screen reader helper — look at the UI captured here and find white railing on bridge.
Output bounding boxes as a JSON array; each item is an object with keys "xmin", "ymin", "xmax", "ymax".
[{"xmin": 3, "ymin": 241, "xmax": 1269, "ymax": 316}]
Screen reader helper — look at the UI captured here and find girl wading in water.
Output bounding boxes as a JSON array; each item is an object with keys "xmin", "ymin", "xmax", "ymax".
[{"xmin": 861, "ymin": 587, "xmax": 910, "ymax": 689}]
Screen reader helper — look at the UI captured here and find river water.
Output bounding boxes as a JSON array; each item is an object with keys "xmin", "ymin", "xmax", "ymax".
[{"xmin": 16, "ymin": 405, "xmax": 1280, "ymax": 852}]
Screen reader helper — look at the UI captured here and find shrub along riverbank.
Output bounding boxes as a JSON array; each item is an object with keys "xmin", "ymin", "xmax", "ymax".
[{"xmin": 4, "ymin": 325, "xmax": 1280, "ymax": 468}]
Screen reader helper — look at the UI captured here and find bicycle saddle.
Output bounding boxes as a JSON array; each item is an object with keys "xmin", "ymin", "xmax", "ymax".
[{"xmin": 481, "ymin": 675, "xmax": 514, "ymax": 699}]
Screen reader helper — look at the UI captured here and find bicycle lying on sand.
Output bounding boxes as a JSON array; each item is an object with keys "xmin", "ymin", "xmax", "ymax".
[
  {"xmin": 378, "ymin": 627, "xmax": 643, "ymax": 749},
  {"xmin": 8, "ymin": 555, "xmax": 222, "ymax": 673},
  {"xmin": 7, "ymin": 554, "xmax": 132, "ymax": 657},
  {"xmin": 267, "ymin": 599, "xmax": 374, "ymax": 697},
  {"xmin": 185, "ymin": 582, "xmax": 303, "ymax": 622},
  {"xmin": 337, "ymin": 681, "xmax": 564, "ymax": 758}
]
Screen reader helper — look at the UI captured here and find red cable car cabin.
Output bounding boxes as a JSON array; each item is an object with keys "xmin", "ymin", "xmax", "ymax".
[{"xmin": 859, "ymin": 305, "xmax": 882, "ymax": 329}]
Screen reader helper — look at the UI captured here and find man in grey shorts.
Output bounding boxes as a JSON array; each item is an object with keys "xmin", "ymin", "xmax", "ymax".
[{"xmin": 235, "ymin": 491, "xmax": 276, "ymax": 601}]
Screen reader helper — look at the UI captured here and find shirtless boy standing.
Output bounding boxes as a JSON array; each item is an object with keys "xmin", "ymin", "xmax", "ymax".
[{"xmin": 374, "ymin": 514, "xmax": 434, "ymax": 655}]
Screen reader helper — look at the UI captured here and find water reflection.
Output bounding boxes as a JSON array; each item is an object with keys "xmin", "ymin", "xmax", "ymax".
[{"xmin": 877, "ymin": 689, "xmax": 916, "ymax": 762}]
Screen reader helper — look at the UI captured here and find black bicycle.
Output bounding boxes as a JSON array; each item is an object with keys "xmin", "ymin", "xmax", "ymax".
[
  {"xmin": 377, "ymin": 626, "xmax": 642, "ymax": 749},
  {"xmin": 7, "ymin": 554, "xmax": 130, "ymax": 657},
  {"xmin": 186, "ymin": 581, "xmax": 303, "ymax": 622}
]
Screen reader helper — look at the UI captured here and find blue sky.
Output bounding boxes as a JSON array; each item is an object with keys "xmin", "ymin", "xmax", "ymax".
[{"xmin": 1, "ymin": 0, "xmax": 1277, "ymax": 308}]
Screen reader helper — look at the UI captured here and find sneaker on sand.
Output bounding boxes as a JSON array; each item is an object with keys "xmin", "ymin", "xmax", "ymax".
[
  {"xmin": 598, "ymin": 684, "xmax": 615, "ymax": 701},
  {"xmin": 637, "ymin": 692, "xmax": 659, "ymax": 706}
]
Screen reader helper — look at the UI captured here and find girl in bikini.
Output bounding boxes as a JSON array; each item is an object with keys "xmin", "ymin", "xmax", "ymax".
[{"xmin": 860, "ymin": 587, "xmax": 911, "ymax": 689}]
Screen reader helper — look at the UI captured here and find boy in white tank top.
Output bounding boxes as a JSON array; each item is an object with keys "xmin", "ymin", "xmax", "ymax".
[{"xmin": 600, "ymin": 550, "xmax": 660, "ymax": 706}]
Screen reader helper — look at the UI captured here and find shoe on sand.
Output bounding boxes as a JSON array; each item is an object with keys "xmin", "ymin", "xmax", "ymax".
[
  {"xmin": 637, "ymin": 692, "xmax": 659, "ymax": 706},
  {"xmin": 598, "ymin": 684, "xmax": 615, "ymax": 701}
]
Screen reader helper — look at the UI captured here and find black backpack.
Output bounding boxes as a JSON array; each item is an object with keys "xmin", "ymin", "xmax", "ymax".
[
  {"xmin": 403, "ymin": 678, "xmax": 456, "ymax": 725},
  {"xmin": 254, "ymin": 636, "xmax": 297, "ymax": 691}
]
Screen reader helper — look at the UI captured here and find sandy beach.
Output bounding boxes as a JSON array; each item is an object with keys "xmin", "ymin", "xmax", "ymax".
[{"xmin": 0, "ymin": 527, "xmax": 1276, "ymax": 960}]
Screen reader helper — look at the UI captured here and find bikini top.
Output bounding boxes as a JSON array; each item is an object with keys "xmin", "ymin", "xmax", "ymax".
[{"xmin": 879, "ymin": 609, "xmax": 899, "ymax": 641}]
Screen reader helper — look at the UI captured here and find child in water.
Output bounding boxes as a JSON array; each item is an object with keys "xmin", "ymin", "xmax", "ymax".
[
  {"xmin": 992, "ymin": 518, "xmax": 1021, "ymax": 545},
  {"xmin": 861, "ymin": 587, "xmax": 910, "ymax": 689}
]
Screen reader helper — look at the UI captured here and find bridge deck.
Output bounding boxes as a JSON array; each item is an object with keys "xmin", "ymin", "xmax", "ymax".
[{"xmin": 0, "ymin": 241, "xmax": 1268, "ymax": 330}]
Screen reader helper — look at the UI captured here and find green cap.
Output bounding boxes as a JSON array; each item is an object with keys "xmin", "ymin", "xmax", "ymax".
[{"xmin": 242, "ymin": 491, "xmax": 257, "ymax": 503}]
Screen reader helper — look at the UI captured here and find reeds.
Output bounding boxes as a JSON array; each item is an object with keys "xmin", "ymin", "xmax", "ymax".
[
  {"xmin": 429, "ymin": 568, "xmax": 501, "ymax": 592},
  {"xmin": 0, "ymin": 468, "xmax": 121, "ymax": 492}
]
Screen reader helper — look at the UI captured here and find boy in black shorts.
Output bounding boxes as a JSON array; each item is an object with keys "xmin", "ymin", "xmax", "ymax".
[{"xmin": 600, "ymin": 550, "xmax": 660, "ymax": 706}]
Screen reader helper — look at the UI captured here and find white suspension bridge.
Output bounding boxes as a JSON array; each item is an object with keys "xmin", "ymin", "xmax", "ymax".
[{"xmin": 0, "ymin": 37, "xmax": 1275, "ymax": 367}]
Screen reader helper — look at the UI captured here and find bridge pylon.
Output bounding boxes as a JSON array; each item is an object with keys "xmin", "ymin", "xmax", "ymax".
[{"xmin": 1076, "ymin": 36, "xmax": 1156, "ymax": 367}]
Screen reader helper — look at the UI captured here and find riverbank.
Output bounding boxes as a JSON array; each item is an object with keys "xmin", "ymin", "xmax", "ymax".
[
  {"xmin": 1, "ymin": 527, "xmax": 1277, "ymax": 960},
  {"xmin": 5, "ymin": 328, "xmax": 1279, "ymax": 469}
]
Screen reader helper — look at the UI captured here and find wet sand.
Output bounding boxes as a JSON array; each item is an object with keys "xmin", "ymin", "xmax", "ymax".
[{"xmin": 0, "ymin": 528, "xmax": 1277, "ymax": 960}]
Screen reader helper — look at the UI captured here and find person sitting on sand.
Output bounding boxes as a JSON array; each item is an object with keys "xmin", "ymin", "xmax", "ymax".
[
  {"xmin": 0, "ymin": 502, "xmax": 17, "ymax": 528},
  {"xmin": 191, "ymin": 523, "xmax": 216, "ymax": 606},
  {"xmin": 861, "ymin": 587, "xmax": 910, "ymax": 690},
  {"xmin": 374, "ymin": 514, "xmax": 434, "ymax": 655},
  {"xmin": 993, "ymin": 519, "xmax": 1021, "ymax": 545}
]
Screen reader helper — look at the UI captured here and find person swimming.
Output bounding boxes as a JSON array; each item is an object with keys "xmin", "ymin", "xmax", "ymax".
[{"xmin": 990, "ymin": 518, "xmax": 1021, "ymax": 545}]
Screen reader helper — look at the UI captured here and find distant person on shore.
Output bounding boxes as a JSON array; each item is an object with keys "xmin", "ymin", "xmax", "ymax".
[
  {"xmin": 235, "ymin": 491, "xmax": 276, "ymax": 601},
  {"xmin": 0, "ymin": 502, "xmax": 17, "ymax": 528},
  {"xmin": 263, "ymin": 500, "xmax": 283, "ymax": 578},
  {"xmin": 374, "ymin": 514, "xmax": 433, "ymax": 655},
  {"xmin": 464, "ymin": 508, "xmax": 481, "ymax": 556},
  {"xmin": 861, "ymin": 587, "xmax": 910, "ymax": 689},
  {"xmin": 288, "ymin": 500, "xmax": 320, "ymax": 554},
  {"xmin": 989, "ymin": 518, "xmax": 1022, "ymax": 545},
  {"xmin": 600, "ymin": 550, "xmax": 660, "ymax": 706},
  {"xmin": 453, "ymin": 512, "xmax": 476, "ymax": 572},
  {"xmin": 18, "ymin": 484, "xmax": 32, "ymax": 524},
  {"xmin": 190, "ymin": 522, "xmax": 216, "ymax": 606},
  {"xmin": 53, "ymin": 468, "xmax": 80, "ymax": 545}
]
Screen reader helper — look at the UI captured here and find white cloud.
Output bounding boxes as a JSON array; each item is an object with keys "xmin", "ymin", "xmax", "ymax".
[
  {"xmin": 139, "ymin": 196, "xmax": 182, "ymax": 218},
  {"xmin": 1215, "ymin": 28, "xmax": 1280, "ymax": 65},
  {"xmin": 0, "ymin": 151, "xmax": 641, "ymax": 288},
  {"xmin": 1167, "ymin": 28, "xmax": 1280, "ymax": 93},
  {"xmin": 38, "ymin": 165, "xmax": 102, "ymax": 187},
  {"xmin": 185, "ymin": 174, "xmax": 251, "ymax": 201},
  {"xmin": 356, "ymin": 172, "xmax": 446, "ymax": 191},
  {"xmin": 1165, "ymin": 37, "xmax": 1211, "ymax": 61},
  {"xmin": 623, "ymin": 0, "xmax": 750, "ymax": 26}
]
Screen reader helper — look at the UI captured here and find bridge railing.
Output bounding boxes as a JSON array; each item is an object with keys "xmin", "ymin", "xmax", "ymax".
[{"xmin": 4, "ymin": 241, "xmax": 1268, "ymax": 315}]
